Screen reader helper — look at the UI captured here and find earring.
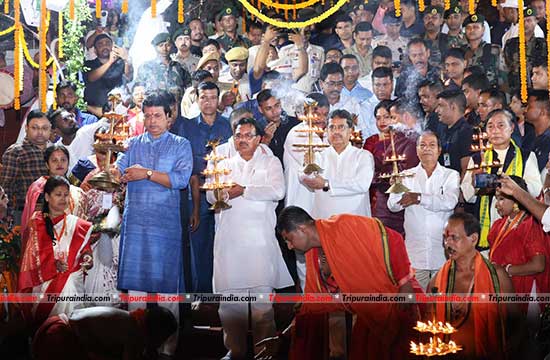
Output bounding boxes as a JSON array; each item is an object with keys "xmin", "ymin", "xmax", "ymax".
[{"xmin": 512, "ymin": 203, "xmax": 519, "ymax": 212}]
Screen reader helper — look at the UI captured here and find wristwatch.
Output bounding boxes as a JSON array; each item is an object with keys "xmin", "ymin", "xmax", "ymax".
[
  {"xmin": 322, "ymin": 179, "xmax": 330, "ymax": 192},
  {"xmin": 146, "ymin": 170, "xmax": 153, "ymax": 180}
]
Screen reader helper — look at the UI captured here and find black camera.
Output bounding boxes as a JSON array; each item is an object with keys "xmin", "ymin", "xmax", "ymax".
[{"xmin": 474, "ymin": 173, "xmax": 501, "ymax": 194}]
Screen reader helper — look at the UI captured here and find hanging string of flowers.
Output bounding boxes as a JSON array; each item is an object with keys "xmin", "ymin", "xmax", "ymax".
[
  {"xmin": 242, "ymin": 7, "xmax": 246, "ymax": 32},
  {"xmin": 0, "ymin": 25, "xmax": 15, "ymax": 36},
  {"xmin": 52, "ymin": 61, "xmax": 57, "ymax": 109},
  {"xmin": 468, "ymin": 0, "xmax": 475, "ymax": 14},
  {"xmin": 546, "ymin": 0, "xmax": 550, "ymax": 91},
  {"xmin": 58, "ymin": 12, "xmax": 64, "ymax": 59},
  {"xmin": 518, "ymin": 0, "xmax": 529, "ymax": 101},
  {"xmin": 151, "ymin": 0, "xmax": 157, "ymax": 18},
  {"xmin": 69, "ymin": 0, "xmax": 75, "ymax": 19},
  {"xmin": 3, "ymin": 0, "xmax": 9, "ymax": 14},
  {"xmin": 444, "ymin": 0, "xmax": 451, "ymax": 10},
  {"xmin": 95, "ymin": 0, "xmax": 101, "ymax": 18},
  {"xmin": 39, "ymin": 4, "xmax": 49, "ymax": 112},
  {"xmin": 13, "ymin": 0, "xmax": 21, "ymax": 110},
  {"xmin": 419, "ymin": 0, "xmax": 425, "ymax": 13},
  {"xmin": 394, "ymin": 0, "xmax": 401, "ymax": 17},
  {"xmin": 122, "ymin": 0, "xmax": 128, "ymax": 14},
  {"xmin": 178, "ymin": 0, "xmax": 184, "ymax": 23}
]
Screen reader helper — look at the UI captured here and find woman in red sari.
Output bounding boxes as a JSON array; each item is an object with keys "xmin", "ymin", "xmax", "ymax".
[
  {"xmin": 489, "ymin": 175, "xmax": 549, "ymax": 314},
  {"xmin": 18, "ymin": 176, "xmax": 93, "ymax": 327}
]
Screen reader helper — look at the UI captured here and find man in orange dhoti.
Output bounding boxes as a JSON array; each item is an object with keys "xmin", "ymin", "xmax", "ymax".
[
  {"xmin": 427, "ymin": 212, "xmax": 521, "ymax": 360},
  {"xmin": 256, "ymin": 206, "xmax": 421, "ymax": 360}
]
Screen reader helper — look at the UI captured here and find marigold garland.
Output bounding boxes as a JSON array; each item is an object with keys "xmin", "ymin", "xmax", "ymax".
[
  {"xmin": 22, "ymin": 33, "xmax": 54, "ymax": 68},
  {"xmin": 285, "ymin": 0, "xmax": 288, "ymax": 20},
  {"xmin": 518, "ymin": 0, "xmax": 527, "ymax": 102},
  {"xmin": 151, "ymin": 0, "xmax": 157, "ymax": 18},
  {"xmin": 39, "ymin": 5, "xmax": 48, "ymax": 112},
  {"xmin": 242, "ymin": 7, "xmax": 246, "ymax": 32},
  {"xmin": 69, "ymin": 0, "xmax": 75, "ymax": 19},
  {"xmin": 293, "ymin": 0, "xmax": 297, "ymax": 19},
  {"xmin": 122, "ymin": 0, "xmax": 128, "ymax": 14},
  {"xmin": 419, "ymin": 0, "xmax": 425, "ymax": 12},
  {"xmin": 238, "ymin": 0, "xmax": 349, "ymax": 28},
  {"xmin": 260, "ymin": 0, "xmax": 320, "ymax": 11},
  {"xmin": 468, "ymin": 0, "xmax": 475, "ymax": 14},
  {"xmin": 58, "ymin": 12, "xmax": 63, "ymax": 59},
  {"xmin": 95, "ymin": 0, "xmax": 101, "ymax": 18},
  {"xmin": 52, "ymin": 62, "xmax": 57, "ymax": 109},
  {"xmin": 394, "ymin": 0, "xmax": 401, "ymax": 17},
  {"xmin": 492, "ymin": 0, "xmax": 497, "ymax": 7},
  {"xmin": 0, "ymin": 25, "xmax": 15, "ymax": 37},
  {"xmin": 3, "ymin": 0, "xmax": 9, "ymax": 15},
  {"xmin": 13, "ymin": 0, "xmax": 21, "ymax": 110},
  {"xmin": 178, "ymin": 0, "xmax": 184, "ymax": 23}
]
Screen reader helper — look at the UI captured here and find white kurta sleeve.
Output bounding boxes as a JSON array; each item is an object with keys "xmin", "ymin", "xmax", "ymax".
[
  {"xmin": 542, "ymin": 207, "xmax": 550, "ymax": 232},
  {"xmin": 327, "ymin": 150, "xmax": 374, "ymax": 197},
  {"xmin": 283, "ymin": 126, "xmax": 304, "ymax": 170},
  {"xmin": 524, "ymin": 152, "xmax": 543, "ymax": 197},
  {"xmin": 243, "ymin": 157, "xmax": 286, "ymax": 201},
  {"xmin": 387, "ymin": 192, "xmax": 405, "ymax": 212},
  {"xmin": 461, "ymin": 158, "xmax": 477, "ymax": 204},
  {"xmin": 420, "ymin": 170, "xmax": 460, "ymax": 212}
]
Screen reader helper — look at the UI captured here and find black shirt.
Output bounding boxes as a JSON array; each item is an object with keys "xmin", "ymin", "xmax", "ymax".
[
  {"xmin": 267, "ymin": 115, "xmax": 301, "ymax": 167},
  {"xmin": 83, "ymin": 58, "xmax": 126, "ymax": 107},
  {"xmin": 436, "ymin": 117, "xmax": 473, "ymax": 173},
  {"xmin": 533, "ymin": 128, "xmax": 550, "ymax": 171}
]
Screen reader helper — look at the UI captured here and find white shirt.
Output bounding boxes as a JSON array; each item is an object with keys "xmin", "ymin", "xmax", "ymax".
[
  {"xmin": 278, "ymin": 43, "xmax": 325, "ymax": 93},
  {"xmin": 388, "ymin": 163, "xmax": 460, "ymax": 270},
  {"xmin": 330, "ymin": 94, "xmax": 377, "ymax": 140},
  {"xmin": 283, "ymin": 122, "xmax": 329, "ymax": 212},
  {"xmin": 541, "ymin": 207, "xmax": 550, "ymax": 232},
  {"xmin": 207, "ymin": 148, "xmax": 293, "ymax": 292},
  {"xmin": 213, "ymin": 136, "xmax": 273, "ymax": 160},
  {"xmin": 58, "ymin": 119, "xmax": 109, "ymax": 172},
  {"xmin": 461, "ymin": 148, "xmax": 542, "ymax": 227},
  {"xmin": 502, "ymin": 23, "xmax": 545, "ymax": 48},
  {"xmin": 305, "ymin": 144, "xmax": 374, "ymax": 219}
]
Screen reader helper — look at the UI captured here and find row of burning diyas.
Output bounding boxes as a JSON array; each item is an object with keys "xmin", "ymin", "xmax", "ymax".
[
  {"xmin": 472, "ymin": 132, "xmax": 489, "ymax": 141},
  {"xmin": 471, "ymin": 143, "xmax": 493, "ymax": 152},
  {"xmin": 204, "ymin": 153, "xmax": 228, "ymax": 162},
  {"xmin": 467, "ymin": 160, "xmax": 502, "ymax": 171},
  {"xmin": 202, "ymin": 168, "xmax": 231, "ymax": 176},
  {"xmin": 378, "ymin": 171, "xmax": 414, "ymax": 180},
  {"xmin": 413, "ymin": 320, "xmax": 455, "ymax": 335},
  {"xmin": 383, "ymin": 154, "xmax": 407, "ymax": 162},
  {"xmin": 201, "ymin": 181, "xmax": 234, "ymax": 190},
  {"xmin": 410, "ymin": 337, "xmax": 462, "ymax": 357},
  {"xmin": 294, "ymin": 126, "xmax": 325, "ymax": 134}
]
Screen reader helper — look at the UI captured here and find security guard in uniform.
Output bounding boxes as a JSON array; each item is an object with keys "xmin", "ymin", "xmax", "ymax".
[
  {"xmin": 503, "ymin": 7, "xmax": 547, "ymax": 92},
  {"xmin": 462, "ymin": 14, "xmax": 501, "ymax": 87},
  {"xmin": 445, "ymin": 5, "xmax": 467, "ymax": 49},
  {"xmin": 217, "ymin": 7, "xmax": 253, "ymax": 52}
]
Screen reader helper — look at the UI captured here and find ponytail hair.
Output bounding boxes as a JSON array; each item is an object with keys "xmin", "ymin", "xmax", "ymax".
[{"xmin": 42, "ymin": 176, "xmax": 70, "ymax": 244}]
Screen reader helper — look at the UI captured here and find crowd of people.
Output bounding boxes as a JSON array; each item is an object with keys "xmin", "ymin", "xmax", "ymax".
[{"xmin": 3, "ymin": 0, "xmax": 550, "ymax": 358}]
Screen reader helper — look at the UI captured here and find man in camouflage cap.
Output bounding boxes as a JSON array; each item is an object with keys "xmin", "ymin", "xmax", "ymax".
[
  {"xmin": 136, "ymin": 32, "xmax": 191, "ymax": 103},
  {"xmin": 462, "ymin": 14, "xmax": 501, "ymax": 87},
  {"xmin": 171, "ymin": 27, "xmax": 201, "ymax": 73},
  {"xmin": 503, "ymin": 7, "xmax": 547, "ymax": 92},
  {"xmin": 444, "ymin": 5, "xmax": 467, "ymax": 49},
  {"xmin": 422, "ymin": 5, "xmax": 449, "ymax": 67},
  {"xmin": 217, "ymin": 6, "xmax": 252, "ymax": 52}
]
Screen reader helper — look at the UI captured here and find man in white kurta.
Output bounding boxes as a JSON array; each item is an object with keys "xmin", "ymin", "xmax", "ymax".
[
  {"xmin": 387, "ymin": 131, "xmax": 460, "ymax": 290},
  {"xmin": 207, "ymin": 118, "xmax": 293, "ymax": 359},
  {"xmin": 301, "ymin": 109, "xmax": 375, "ymax": 219}
]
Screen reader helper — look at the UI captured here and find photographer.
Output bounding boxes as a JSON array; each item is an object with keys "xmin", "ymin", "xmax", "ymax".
[
  {"xmin": 83, "ymin": 33, "xmax": 133, "ymax": 113},
  {"xmin": 461, "ymin": 109, "xmax": 541, "ymax": 251}
]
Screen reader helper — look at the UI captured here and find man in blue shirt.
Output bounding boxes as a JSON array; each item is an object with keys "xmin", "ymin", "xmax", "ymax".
[
  {"xmin": 174, "ymin": 81, "xmax": 232, "ymax": 293},
  {"xmin": 113, "ymin": 91, "xmax": 193, "ymax": 357},
  {"xmin": 56, "ymin": 81, "xmax": 98, "ymax": 126}
]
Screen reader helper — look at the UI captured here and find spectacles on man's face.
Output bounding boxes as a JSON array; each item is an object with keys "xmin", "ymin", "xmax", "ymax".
[{"xmin": 234, "ymin": 132, "xmax": 257, "ymax": 140}]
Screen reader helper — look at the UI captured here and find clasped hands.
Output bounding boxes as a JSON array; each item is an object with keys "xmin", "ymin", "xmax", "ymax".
[
  {"xmin": 300, "ymin": 174, "xmax": 326, "ymax": 190},
  {"xmin": 110, "ymin": 164, "xmax": 148, "ymax": 183},
  {"xmin": 397, "ymin": 192, "xmax": 421, "ymax": 208}
]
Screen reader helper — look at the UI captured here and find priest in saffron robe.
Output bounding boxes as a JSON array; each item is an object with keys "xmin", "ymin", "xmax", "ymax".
[
  {"xmin": 428, "ymin": 212, "xmax": 521, "ymax": 359},
  {"xmin": 257, "ymin": 206, "xmax": 421, "ymax": 360}
]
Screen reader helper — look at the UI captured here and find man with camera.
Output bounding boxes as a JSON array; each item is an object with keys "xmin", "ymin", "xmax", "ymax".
[
  {"xmin": 84, "ymin": 32, "xmax": 133, "ymax": 112},
  {"xmin": 461, "ymin": 109, "xmax": 542, "ymax": 250}
]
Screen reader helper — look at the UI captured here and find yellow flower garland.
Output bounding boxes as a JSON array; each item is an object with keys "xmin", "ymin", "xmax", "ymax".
[
  {"xmin": 58, "ymin": 12, "xmax": 63, "ymax": 59},
  {"xmin": 95, "ymin": 0, "xmax": 101, "ymax": 18},
  {"xmin": 39, "ymin": 5, "xmax": 48, "ymax": 112},
  {"xmin": 468, "ymin": 0, "xmax": 475, "ymax": 14},
  {"xmin": 4, "ymin": 0, "xmax": 9, "ymax": 15},
  {"xmin": 518, "ymin": 0, "xmax": 527, "ymax": 102},
  {"xmin": 395, "ymin": 0, "xmax": 401, "ymax": 17},
  {"xmin": 259, "ymin": 0, "xmax": 321, "ymax": 11},
  {"xmin": 52, "ymin": 61, "xmax": 57, "ymax": 109},
  {"xmin": 151, "ymin": 0, "xmax": 157, "ymax": 18},
  {"xmin": 178, "ymin": 0, "xmax": 184, "ymax": 23},
  {"xmin": 419, "ymin": 0, "xmax": 425, "ymax": 12},
  {"xmin": 13, "ymin": 0, "xmax": 21, "ymax": 110},
  {"xmin": 444, "ymin": 0, "xmax": 450, "ymax": 10},
  {"xmin": 547, "ymin": 0, "xmax": 550, "ymax": 91},
  {"xmin": 238, "ymin": 0, "xmax": 349, "ymax": 28},
  {"xmin": 0, "ymin": 26, "xmax": 15, "ymax": 37},
  {"xmin": 69, "ymin": 0, "xmax": 75, "ymax": 19},
  {"xmin": 122, "ymin": 0, "xmax": 128, "ymax": 14}
]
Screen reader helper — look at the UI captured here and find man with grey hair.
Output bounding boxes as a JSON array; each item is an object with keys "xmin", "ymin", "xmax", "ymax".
[{"xmin": 388, "ymin": 131, "xmax": 460, "ymax": 289}]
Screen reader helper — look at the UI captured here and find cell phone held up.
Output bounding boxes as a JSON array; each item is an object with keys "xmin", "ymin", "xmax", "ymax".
[{"xmin": 474, "ymin": 173, "xmax": 501, "ymax": 195}]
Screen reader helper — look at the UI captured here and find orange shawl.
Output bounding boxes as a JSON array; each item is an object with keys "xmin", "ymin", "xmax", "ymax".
[{"xmin": 434, "ymin": 252, "xmax": 507, "ymax": 359}]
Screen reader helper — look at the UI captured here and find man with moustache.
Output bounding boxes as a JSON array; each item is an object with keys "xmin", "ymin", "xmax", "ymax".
[
  {"xmin": 418, "ymin": 79, "xmax": 444, "ymax": 132},
  {"xmin": 188, "ymin": 18, "xmax": 206, "ymax": 57},
  {"xmin": 395, "ymin": 38, "xmax": 440, "ymax": 102},
  {"xmin": 206, "ymin": 118, "xmax": 293, "ymax": 360},
  {"xmin": 171, "ymin": 27, "xmax": 201, "ymax": 73},
  {"xmin": 56, "ymin": 82, "xmax": 98, "ymax": 127},
  {"xmin": 427, "ymin": 212, "xmax": 518, "ymax": 359},
  {"xmin": 0, "ymin": 110, "xmax": 50, "ymax": 223},
  {"xmin": 422, "ymin": 6, "xmax": 449, "ymax": 68},
  {"xmin": 84, "ymin": 33, "xmax": 133, "ymax": 111}
]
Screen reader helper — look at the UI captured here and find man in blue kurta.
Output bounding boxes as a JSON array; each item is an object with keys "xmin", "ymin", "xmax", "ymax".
[
  {"xmin": 173, "ymin": 81, "xmax": 232, "ymax": 293},
  {"xmin": 114, "ymin": 91, "xmax": 192, "ymax": 357}
]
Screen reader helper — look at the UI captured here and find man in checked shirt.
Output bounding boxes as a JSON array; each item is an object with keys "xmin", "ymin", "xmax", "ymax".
[{"xmin": 0, "ymin": 110, "xmax": 50, "ymax": 224}]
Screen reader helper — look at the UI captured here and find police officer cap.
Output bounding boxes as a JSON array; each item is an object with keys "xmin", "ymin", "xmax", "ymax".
[
  {"xmin": 225, "ymin": 47, "xmax": 249, "ymax": 62},
  {"xmin": 424, "ymin": 6, "xmax": 444, "ymax": 17},
  {"xmin": 524, "ymin": 7, "xmax": 537, "ymax": 17},
  {"xmin": 172, "ymin": 27, "xmax": 191, "ymax": 42},
  {"xmin": 383, "ymin": 13, "xmax": 402, "ymax": 25},
  {"xmin": 151, "ymin": 32, "xmax": 171, "ymax": 46},
  {"xmin": 463, "ymin": 13, "xmax": 485, "ymax": 26},
  {"xmin": 444, "ymin": 5, "xmax": 462, "ymax": 19},
  {"xmin": 218, "ymin": 6, "xmax": 236, "ymax": 21}
]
